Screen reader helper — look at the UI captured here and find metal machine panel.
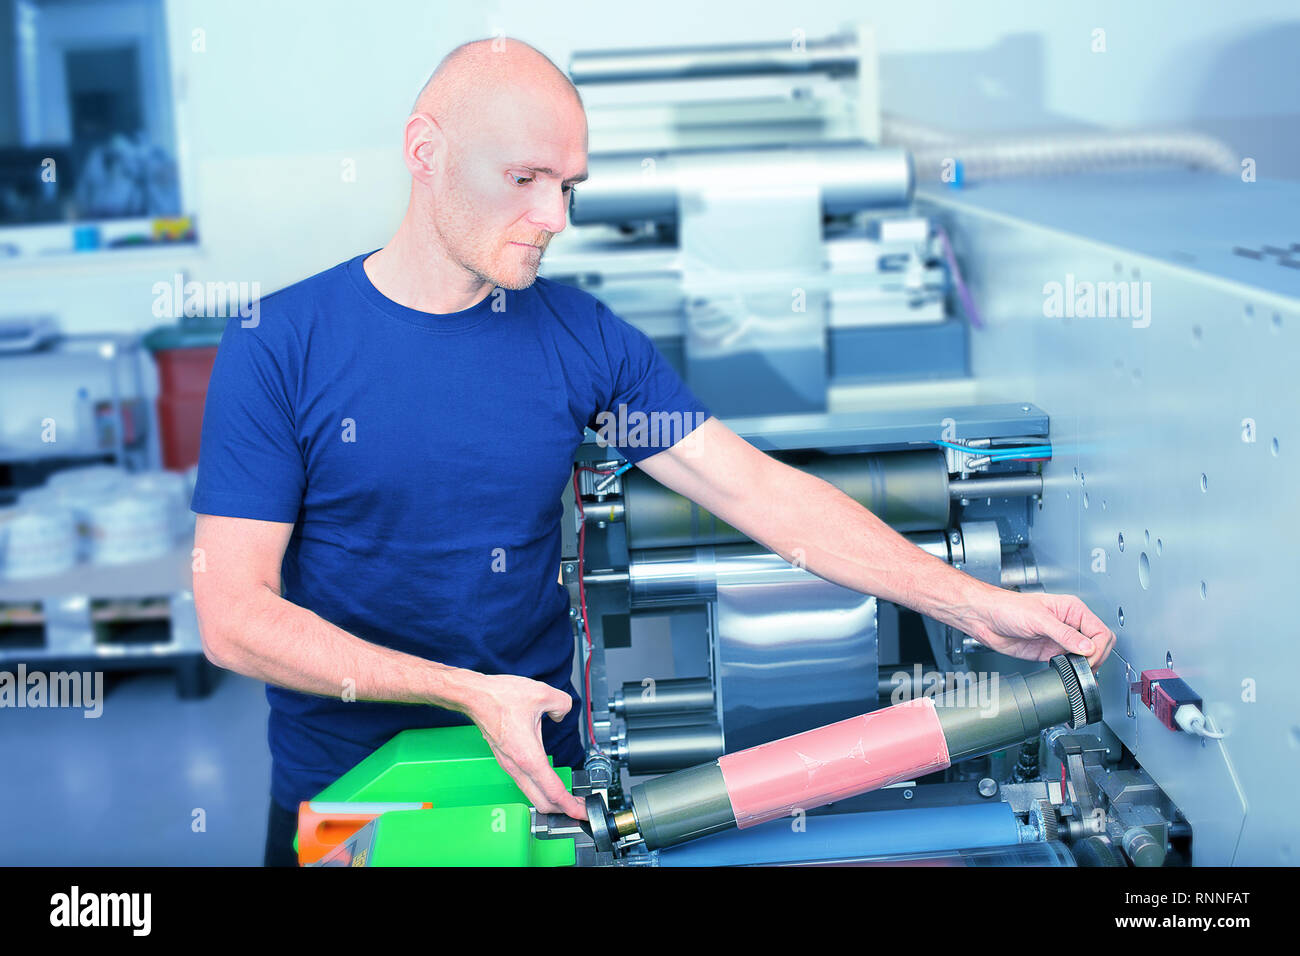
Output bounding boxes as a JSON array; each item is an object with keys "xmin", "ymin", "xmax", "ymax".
[
  {"xmin": 681, "ymin": 180, "xmax": 828, "ymax": 415},
  {"xmin": 921, "ymin": 173, "xmax": 1300, "ymax": 865}
]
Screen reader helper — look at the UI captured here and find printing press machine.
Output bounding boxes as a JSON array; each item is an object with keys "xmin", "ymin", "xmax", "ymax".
[{"xmin": 296, "ymin": 25, "xmax": 1299, "ymax": 867}]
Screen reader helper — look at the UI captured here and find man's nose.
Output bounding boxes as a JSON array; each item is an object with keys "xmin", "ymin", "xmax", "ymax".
[{"xmin": 529, "ymin": 184, "xmax": 569, "ymax": 235}]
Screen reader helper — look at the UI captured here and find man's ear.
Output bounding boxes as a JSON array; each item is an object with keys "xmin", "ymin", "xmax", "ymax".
[{"xmin": 404, "ymin": 112, "xmax": 442, "ymax": 183}]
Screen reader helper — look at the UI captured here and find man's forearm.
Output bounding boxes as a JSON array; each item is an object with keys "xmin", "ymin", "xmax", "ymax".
[
  {"xmin": 198, "ymin": 585, "xmax": 483, "ymax": 713},
  {"xmin": 748, "ymin": 462, "xmax": 997, "ymax": 631}
]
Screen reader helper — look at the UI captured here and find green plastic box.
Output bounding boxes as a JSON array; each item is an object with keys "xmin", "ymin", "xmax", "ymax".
[{"xmin": 295, "ymin": 725, "xmax": 576, "ymax": 867}]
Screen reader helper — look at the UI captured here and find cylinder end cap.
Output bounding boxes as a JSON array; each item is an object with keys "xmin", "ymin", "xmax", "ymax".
[
  {"xmin": 585, "ymin": 794, "xmax": 618, "ymax": 853},
  {"xmin": 1051, "ymin": 654, "xmax": 1103, "ymax": 728}
]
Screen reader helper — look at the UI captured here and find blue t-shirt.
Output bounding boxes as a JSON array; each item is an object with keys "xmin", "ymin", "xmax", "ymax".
[{"xmin": 191, "ymin": 251, "xmax": 710, "ymax": 810}]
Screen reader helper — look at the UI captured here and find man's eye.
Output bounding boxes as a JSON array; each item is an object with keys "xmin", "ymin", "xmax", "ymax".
[
  {"xmin": 511, "ymin": 174, "xmax": 533, "ymax": 186},
  {"xmin": 562, "ymin": 183, "xmax": 574, "ymax": 194}
]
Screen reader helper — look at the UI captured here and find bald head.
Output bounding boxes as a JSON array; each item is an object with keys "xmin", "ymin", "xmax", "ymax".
[
  {"xmin": 399, "ymin": 37, "xmax": 588, "ymax": 292},
  {"xmin": 413, "ymin": 38, "xmax": 583, "ymax": 140}
]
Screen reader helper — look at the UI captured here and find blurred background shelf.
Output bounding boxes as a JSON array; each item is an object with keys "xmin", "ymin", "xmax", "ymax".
[
  {"xmin": 0, "ymin": 542, "xmax": 207, "ymax": 697},
  {"xmin": 0, "ymin": 540, "xmax": 191, "ymax": 601}
]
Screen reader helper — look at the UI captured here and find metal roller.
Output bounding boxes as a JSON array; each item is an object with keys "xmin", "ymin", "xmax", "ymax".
[
  {"xmin": 627, "ymin": 544, "xmax": 724, "ymax": 609},
  {"xmin": 622, "ymin": 450, "xmax": 950, "ymax": 552},
  {"xmin": 568, "ymin": 142, "xmax": 914, "ymax": 227},
  {"xmin": 592, "ymin": 654, "xmax": 1101, "ymax": 852},
  {"xmin": 626, "ymin": 524, "xmax": 1000, "ymax": 610},
  {"xmin": 611, "ymin": 722, "xmax": 725, "ymax": 775},
  {"xmin": 950, "ymin": 473, "xmax": 1043, "ymax": 500},
  {"xmin": 569, "ymin": 34, "xmax": 861, "ymax": 84},
  {"xmin": 610, "ymin": 677, "xmax": 714, "ymax": 717},
  {"xmin": 625, "ymin": 712, "xmax": 719, "ymax": 730}
]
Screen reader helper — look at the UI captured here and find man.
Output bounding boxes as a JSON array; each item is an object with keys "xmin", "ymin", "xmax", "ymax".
[{"xmin": 191, "ymin": 38, "xmax": 1115, "ymax": 867}]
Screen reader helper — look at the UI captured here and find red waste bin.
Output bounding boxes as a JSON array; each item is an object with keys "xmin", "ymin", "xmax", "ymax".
[{"xmin": 144, "ymin": 318, "xmax": 226, "ymax": 471}]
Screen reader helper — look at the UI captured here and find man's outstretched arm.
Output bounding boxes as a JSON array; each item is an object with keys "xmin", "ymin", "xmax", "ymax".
[
  {"xmin": 192, "ymin": 513, "xmax": 586, "ymax": 818},
  {"xmin": 636, "ymin": 418, "xmax": 1116, "ymax": 671}
]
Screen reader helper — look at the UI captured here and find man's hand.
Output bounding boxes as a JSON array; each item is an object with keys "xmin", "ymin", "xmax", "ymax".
[
  {"xmin": 958, "ymin": 589, "xmax": 1116, "ymax": 671},
  {"xmin": 461, "ymin": 673, "xmax": 587, "ymax": 820}
]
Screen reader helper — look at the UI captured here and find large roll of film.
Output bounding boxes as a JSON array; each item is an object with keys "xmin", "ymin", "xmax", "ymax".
[
  {"xmin": 568, "ymin": 142, "xmax": 914, "ymax": 227},
  {"xmin": 622, "ymin": 450, "xmax": 950, "ymax": 551}
]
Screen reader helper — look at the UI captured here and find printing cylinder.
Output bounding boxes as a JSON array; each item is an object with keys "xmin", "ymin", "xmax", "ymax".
[
  {"xmin": 612, "ymin": 654, "xmax": 1100, "ymax": 851},
  {"xmin": 569, "ymin": 143, "xmax": 914, "ymax": 228},
  {"xmin": 937, "ymin": 656, "xmax": 1095, "ymax": 762},
  {"xmin": 629, "ymin": 763, "xmax": 736, "ymax": 850},
  {"xmin": 611, "ymin": 677, "xmax": 714, "ymax": 717},
  {"xmin": 622, "ymin": 450, "xmax": 950, "ymax": 552}
]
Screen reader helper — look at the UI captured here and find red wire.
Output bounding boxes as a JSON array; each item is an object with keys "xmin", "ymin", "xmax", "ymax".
[
  {"xmin": 572, "ymin": 466, "xmax": 613, "ymax": 755},
  {"xmin": 1061, "ymin": 761, "xmax": 1067, "ymax": 802}
]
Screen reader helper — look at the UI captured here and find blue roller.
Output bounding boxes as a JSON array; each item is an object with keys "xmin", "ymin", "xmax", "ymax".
[{"xmin": 656, "ymin": 802, "xmax": 1022, "ymax": 867}]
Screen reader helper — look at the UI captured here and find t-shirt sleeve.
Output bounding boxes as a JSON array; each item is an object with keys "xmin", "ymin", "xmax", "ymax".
[
  {"xmin": 588, "ymin": 298, "xmax": 712, "ymax": 464},
  {"xmin": 190, "ymin": 315, "xmax": 306, "ymax": 522}
]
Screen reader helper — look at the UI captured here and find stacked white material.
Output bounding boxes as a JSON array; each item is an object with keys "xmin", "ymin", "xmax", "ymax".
[
  {"xmin": 82, "ymin": 492, "xmax": 172, "ymax": 565},
  {"xmin": 13, "ymin": 465, "xmax": 179, "ymax": 570},
  {"xmin": 41, "ymin": 466, "xmax": 127, "ymax": 561},
  {"xmin": 130, "ymin": 470, "xmax": 192, "ymax": 542},
  {"xmin": 0, "ymin": 503, "xmax": 79, "ymax": 579}
]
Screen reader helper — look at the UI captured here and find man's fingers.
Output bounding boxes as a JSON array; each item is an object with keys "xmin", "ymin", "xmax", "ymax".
[
  {"xmin": 1070, "ymin": 599, "xmax": 1114, "ymax": 643},
  {"xmin": 545, "ymin": 690, "xmax": 573, "ymax": 723},
  {"xmin": 516, "ymin": 734, "xmax": 586, "ymax": 817},
  {"xmin": 1052, "ymin": 595, "xmax": 1117, "ymax": 670},
  {"xmin": 1043, "ymin": 615, "xmax": 1095, "ymax": 656},
  {"xmin": 490, "ymin": 748, "xmax": 551, "ymax": 811},
  {"xmin": 487, "ymin": 736, "xmax": 566, "ymax": 814},
  {"xmin": 529, "ymin": 769, "xmax": 586, "ymax": 819},
  {"xmin": 498, "ymin": 746, "xmax": 569, "ymax": 815},
  {"xmin": 522, "ymin": 763, "xmax": 585, "ymax": 818},
  {"xmin": 512, "ymin": 771, "xmax": 556, "ymax": 815},
  {"xmin": 1064, "ymin": 598, "xmax": 1115, "ymax": 669}
]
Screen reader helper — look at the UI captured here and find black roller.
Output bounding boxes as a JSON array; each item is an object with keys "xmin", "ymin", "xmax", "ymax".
[
  {"xmin": 611, "ymin": 677, "xmax": 714, "ymax": 717},
  {"xmin": 622, "ymin": 450, "xmax": 950, "ymax": 551}
]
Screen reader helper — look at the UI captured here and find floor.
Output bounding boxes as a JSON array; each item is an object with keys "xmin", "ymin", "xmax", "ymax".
[
  {"xmin": 0, "ymin": 666, "xmax": 271, "ymax": 865},
  {"xmin": 0, "ymin": 615, "xmax": 684, "ymax": 866}
]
